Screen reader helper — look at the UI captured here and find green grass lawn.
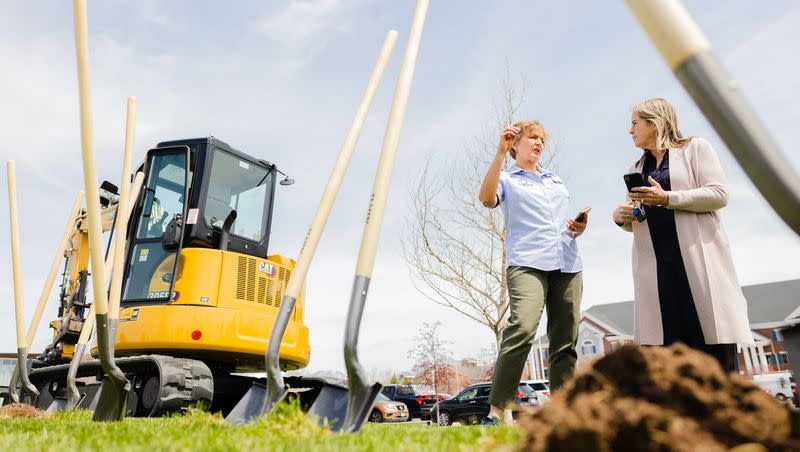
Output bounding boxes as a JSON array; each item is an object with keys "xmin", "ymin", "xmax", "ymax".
[{"xmin": 0, "ymin": 405, "xmax": 523, "ymax": 452}]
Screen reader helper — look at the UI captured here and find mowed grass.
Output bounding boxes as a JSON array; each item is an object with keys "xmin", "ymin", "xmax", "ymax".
[{"xmin": 0, "ymin": 403, "xmax": 523, "ymax": 452}]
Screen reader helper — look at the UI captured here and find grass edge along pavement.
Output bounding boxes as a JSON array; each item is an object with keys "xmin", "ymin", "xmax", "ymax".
[{"xmin": 0, "ymin": 399, "xmax": 522, "ymax": 452}]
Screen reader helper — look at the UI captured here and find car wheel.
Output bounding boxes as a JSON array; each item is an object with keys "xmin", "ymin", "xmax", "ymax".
[
  {"xmin": 776, "ymin": 394, "xmax": 787, "ymax": 402},
  {"xmin": 437, "ymin": 411, "xmax": 452, "ymax": 426},
  {"xmin": 368, "ymin": 409, "xmax": 383, "ymax": 423}
]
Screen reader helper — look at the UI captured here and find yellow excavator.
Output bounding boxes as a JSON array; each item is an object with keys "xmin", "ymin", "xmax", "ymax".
[{"xmin": 28, "ymin": 137, "xmax": 313, "ymax": 416}]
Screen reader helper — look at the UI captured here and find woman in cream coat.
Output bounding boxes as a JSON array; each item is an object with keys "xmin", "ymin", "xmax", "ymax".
[{"xmin": 613, "ymin": 97, "xmax": 753, "ymax": 372}]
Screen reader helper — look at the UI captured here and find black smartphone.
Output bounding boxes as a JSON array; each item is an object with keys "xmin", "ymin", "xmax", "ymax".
[
  {"xmin": 624, "ymin": 173, "xmax": 645, "ymax": 192},
  {"xmin": 574, "ymin": 206, "xmax": 591, "ymax": 223}
]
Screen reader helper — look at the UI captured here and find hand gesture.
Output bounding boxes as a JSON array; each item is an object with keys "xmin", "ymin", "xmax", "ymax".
[
  {"xmin": 613, "ymin": 201, "xmax": 636, "ymax": 224},
  {"xmin": 629, "ymin": 176, "xmax": 669, "ymax": 206},
  {"xmin": 498, "ymin": 125, "xmax": 520, "ymax": 154},
  {"xmin": 567, "ymin": 216, "xmax": 588, "ymax": 238}
]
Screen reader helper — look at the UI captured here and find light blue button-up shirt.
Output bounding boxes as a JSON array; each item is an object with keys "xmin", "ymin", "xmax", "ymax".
[{"xmin": 497, "ymin": 164, "xmax": 582, "ymax": 273}]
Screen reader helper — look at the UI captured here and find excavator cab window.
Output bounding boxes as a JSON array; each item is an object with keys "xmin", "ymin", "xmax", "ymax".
[
  {"xmin": 203, "ymin": 150, "xmax": 273, "ymax": 242},
  {"xmin": 123, "ymin": 150, "xmax": 188, "ymax": 302}
]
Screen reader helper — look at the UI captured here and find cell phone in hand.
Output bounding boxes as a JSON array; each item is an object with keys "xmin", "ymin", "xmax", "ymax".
[
  {"xmin": 624, "ymin": 172, "xmax": 645, "ymax": 192},
  {"xmin": 574, "ymin": 206, "xmax": 592, "ymax": 222}
]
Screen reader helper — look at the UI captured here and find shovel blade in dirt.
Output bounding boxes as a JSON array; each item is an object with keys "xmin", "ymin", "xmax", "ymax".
[
  {"xmin": 46, "ymin": 398, "xmax": 69, "ymax": 414},
  {"xmin": 91, "ymin": 313, "xmax": 131, "ymax": 422},
  {"xmin": 225, "ymin": 381, "xmax": 291, "ymax": 425},
  {"xmin": 306, "ymin": 384, "xmax": 349, "ymax": 430},
  {"xmin": 92, "ymin": 377, "xmax": 130, "ymax": 421},
  {"xmin": 78, "ymin": 385, "xmax": 101, "ymax": 411},
  {"xmin": 310, "ymin": 382, "xmax": 381, "ymax": 433}
]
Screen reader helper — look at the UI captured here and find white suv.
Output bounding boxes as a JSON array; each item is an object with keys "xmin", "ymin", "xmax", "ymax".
[{"xmin": 521, "ymin": 379, "xmax": 550, "ymax": 405}]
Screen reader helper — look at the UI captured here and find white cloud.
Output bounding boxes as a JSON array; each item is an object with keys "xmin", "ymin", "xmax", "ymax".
[{"xmin": 259, "ymin": 0, "xmax": 355, "ymax": 43}]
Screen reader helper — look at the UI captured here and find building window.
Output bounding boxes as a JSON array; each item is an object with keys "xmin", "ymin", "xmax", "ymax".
[
  {"xmin": 780, "ymin": 352, "xmax": 790, "ymax": 364},
  {"xmin": 581, "ymin": 340, "xmax": 597, "ymax": 356},
  {"xmin": 766, "ymin": 353, "xmax": 778, "ymax": 366}
]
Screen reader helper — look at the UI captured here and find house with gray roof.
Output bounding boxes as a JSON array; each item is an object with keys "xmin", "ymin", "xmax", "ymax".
[{"xmin": 529, "ymin": 279, "xmax": 800, "ymax": 378}]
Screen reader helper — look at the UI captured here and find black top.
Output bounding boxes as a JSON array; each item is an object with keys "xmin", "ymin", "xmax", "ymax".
[{"xmin": 642, "ymin": 150, "xmax": 682, "ymax": 264}]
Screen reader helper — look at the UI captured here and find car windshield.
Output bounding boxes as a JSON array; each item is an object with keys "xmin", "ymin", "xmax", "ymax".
[
  {"xmin": 375, "ymin": 393, "xmax": 390, "ymax": 402},
  {"xmin": 458, "ymin": 386, "xmax": 483, "ymax": 400},
  {"xmin": 396, "ymin": 386, "xmax": 415, "ymax": 396},
  {"xmin": 530, "ymin": 383, "xmax": 548, "ymax": 391},
  {"xmin": 517, "ymin": 384, "xmax": 535, "ymax": 396}
]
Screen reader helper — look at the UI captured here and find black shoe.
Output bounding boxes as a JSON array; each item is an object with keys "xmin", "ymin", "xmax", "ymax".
[{"xmin": 479, "ymin": 415, "xmax": 501, "ymax": 426}]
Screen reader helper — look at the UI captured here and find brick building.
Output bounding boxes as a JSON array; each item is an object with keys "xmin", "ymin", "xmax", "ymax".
[{"xmin": 531, "ymin": 279, "xmax": 800, "ymax": 378}]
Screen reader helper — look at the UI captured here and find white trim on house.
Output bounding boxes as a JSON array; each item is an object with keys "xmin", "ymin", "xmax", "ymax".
[
  {"xmin": 750, "ymin": 318, "xmax": 800, "ymax": 330},
  {"xmin": 784, "ymin": 305, "xmax": 800, "ymax": 322},
  {"xmin": 581, "ymin": 312, "xmax": 627, "ymax": 337},
  {"xmin": 579, "ymin": 318, "xmax": 608, "ymax": 337},
  {"xmin": 605, "ymin": 334, "xmax": 634, "ymax": 342}
]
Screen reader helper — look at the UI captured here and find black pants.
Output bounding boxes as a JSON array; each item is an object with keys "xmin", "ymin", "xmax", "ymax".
[{"xmin": 657, "ymin": 259, "xmax": 739, "ymax": 372}]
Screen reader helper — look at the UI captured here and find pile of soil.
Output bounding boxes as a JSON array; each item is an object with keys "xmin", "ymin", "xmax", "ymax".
[
  {"xmin": 0, "ymin": 403, "xmax": 47, "ymax": 419},
  {"xmin": 520, "ymin": 343, "xmax": 799, "ymax": 451}
]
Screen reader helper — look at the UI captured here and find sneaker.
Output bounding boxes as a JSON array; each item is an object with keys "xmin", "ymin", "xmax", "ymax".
[{"xmin": 479, "ymin": 415, "xmax": 501, "ymax": 426}]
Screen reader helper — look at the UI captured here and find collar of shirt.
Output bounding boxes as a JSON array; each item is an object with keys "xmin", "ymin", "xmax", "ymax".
[
  {"xmin": 508, "ymin": 163, "xmax": 551, "ymax": 177},
  {"xmin": 644, "ymin": 150, "xmax": 670, "ymax": 170}
]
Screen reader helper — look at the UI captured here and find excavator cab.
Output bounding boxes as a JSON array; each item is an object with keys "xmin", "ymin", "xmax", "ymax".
[{"xmin": 113, "ymin": 137, "xmax": 310, "ymax": 371}]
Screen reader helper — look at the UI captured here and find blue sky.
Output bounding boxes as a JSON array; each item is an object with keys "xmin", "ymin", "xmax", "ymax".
[{"xmin": 1, "ymin": 1, "xmax": 798, "ymax": 375}]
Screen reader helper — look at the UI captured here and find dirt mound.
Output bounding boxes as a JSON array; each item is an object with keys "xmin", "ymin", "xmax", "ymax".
[
  {"xmin": 0, "ymin": 403, "xmax": 47, "ymax": 419},
  {"xmin": 520, "ymin": 343, "xmax": 799, "ymax": 451}
]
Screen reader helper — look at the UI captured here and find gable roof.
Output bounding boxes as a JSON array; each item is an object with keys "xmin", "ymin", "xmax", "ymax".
[
  {"xmin": 583, "ymin": 301, "xmax": 635, "ymax": 336},
  {"xmin": 573, "ymin": 279, "xmax": 800, "ymax": 338},
  {"xmin": 742, "ymin": 279, "xmax": 800, "ymax": 326}
]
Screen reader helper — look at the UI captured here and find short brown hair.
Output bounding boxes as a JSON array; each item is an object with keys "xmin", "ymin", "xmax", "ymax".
[{"xmin": 509, "ymin": 120, "xmax": 547, "ymax": 159}]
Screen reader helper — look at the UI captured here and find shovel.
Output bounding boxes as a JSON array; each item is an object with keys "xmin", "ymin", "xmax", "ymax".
[
  {"xmin": 626, "ymin": 0, "xmax": 800, "ymax": 234},
  {"xmin": 330, "ymin": 0, "xmax": 430, "ymax": 433},
  {"xmin": 49, "ymin": 172, "xmax": 144, "ymax": 412},
  {"xmin": 72, "ymin": 0, "xmax": 131, "ymax": 422},
  {"xmin": 7, "ymin": 191, "xmax": 83, "ymax": 401},
  {"xmin": 107, "ymin": 97, "xmax": 138, "ymax": 351},
  {"xmin": 6, "ymin": 161, "xmax": 40, "ymax": 405},
  {"xmin": 226, "ymin": 28, "xmax": 399, "ymax": 425}
]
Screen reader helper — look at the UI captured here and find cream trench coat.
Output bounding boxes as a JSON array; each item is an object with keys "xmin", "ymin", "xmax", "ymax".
[{"xmin": 619, "ymin": 137, "xmax": 754, "ymax": 346}]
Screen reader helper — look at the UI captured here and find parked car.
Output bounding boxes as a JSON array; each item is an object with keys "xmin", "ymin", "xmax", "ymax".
[
  {"xmin": 381, "ymin": 384, "xmax": 438, "ymax": 420},
  {"xmin": 368, "ymin": 393, "xmax": 409, "ymax": 423},
  {"xmin": 753, "ymin": 372, "xmax": 797, "ymax": 406},
  {"xmin": 520, "ymin": 379, "xmax": 550, "ymax": 405},
  {"xmin": 430, "ymin": 382, "xmax": 537, "ymax": 426}
]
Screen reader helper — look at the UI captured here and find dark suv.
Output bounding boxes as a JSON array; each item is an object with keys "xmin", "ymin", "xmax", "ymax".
[
  {"xmin": 429, "ymin": 382, "xmax": 536, "ymax": 425},
  {"xmin": 381, "ymin": 384, "xmax": 438, "ymax": 420}
]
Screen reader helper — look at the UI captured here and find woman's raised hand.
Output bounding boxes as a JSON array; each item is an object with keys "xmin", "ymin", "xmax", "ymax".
[{"xmin": 498, "ymin": 125, "xmax": 521, "ymax": 153}]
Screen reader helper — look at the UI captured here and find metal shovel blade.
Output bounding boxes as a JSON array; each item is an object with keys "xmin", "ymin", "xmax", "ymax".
[
  {"xmin": 46, "ymin": 398, "xmax": 69, "ymax": 414},
  {"xmin": 340, "ymin": 382, "xmax": 382, "ymax": 433},
  {"xmin": 78, "ymin": 385, "xmax": 101, "ymax": 411},
  {"xmin": 226, "ymin": 294, "xmax": 294, "ymax": 424},
  {"xmin": 306, "ymin": 383, "xmax": 349, "ymax": 430},
  {"xmin": 91, "ymin": 314, "xmax": 130, "ymax": 422},
  {"xmin": 16, "ymin": 348, "xmax": 39, "ymax": 406},
  {"xmin": 225, "ymin": 381, "xmax": 290, "ymax": 425},
  {"xmin": 92, "ymin": 376, "xmax": 130, "ymax": 421},
  {"xmin": 46, "ymin": 392, "xmax": 87, "ymax": 413}
]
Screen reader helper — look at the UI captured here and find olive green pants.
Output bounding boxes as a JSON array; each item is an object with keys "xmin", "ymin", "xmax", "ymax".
[{"xmin": 488, "ymin": 267, "xmax": 582, "ymax": 409}]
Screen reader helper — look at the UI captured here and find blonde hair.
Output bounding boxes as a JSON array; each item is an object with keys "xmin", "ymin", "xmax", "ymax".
[
  {"xmin": 509, "ymin": 120, "xmax": 547, "ymax": 159},
  {"xmin": 632, "ymin": 98, "xmax": 688, "ymax": 150}
]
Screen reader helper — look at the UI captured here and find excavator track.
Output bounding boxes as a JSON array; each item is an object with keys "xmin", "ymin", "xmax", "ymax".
[{"xmin": 28, "ymin": 354, "xmax": 213, "ymax": 417}]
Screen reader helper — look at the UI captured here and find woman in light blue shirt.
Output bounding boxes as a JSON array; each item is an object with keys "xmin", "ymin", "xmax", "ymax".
[{"xmin": 478, "ymin": 120, "xmax": 587, "ymax": 425}]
